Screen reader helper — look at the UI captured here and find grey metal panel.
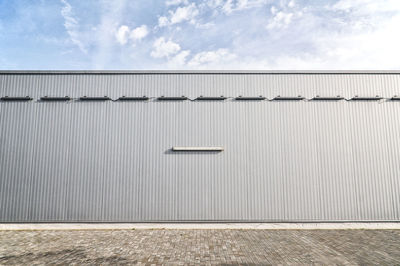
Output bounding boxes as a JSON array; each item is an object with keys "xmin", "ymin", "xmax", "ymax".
[
  {"xmin": 0, "ymin": 72, "xmax": 400, "ymax": 222},
  {"xmin": 1, "ymin": 72, "xmax": 400, "ymax": 99}
]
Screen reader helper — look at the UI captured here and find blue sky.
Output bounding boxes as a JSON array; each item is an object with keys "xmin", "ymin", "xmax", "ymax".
[{"xmin": 0, "ymin": 0, "xmax": 399, "ymax": 70}]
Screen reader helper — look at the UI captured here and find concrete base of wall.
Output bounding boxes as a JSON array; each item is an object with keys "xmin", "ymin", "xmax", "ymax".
[{"xmin": 1, "ymin": 223, "xmax": 400, "ymax": 231}]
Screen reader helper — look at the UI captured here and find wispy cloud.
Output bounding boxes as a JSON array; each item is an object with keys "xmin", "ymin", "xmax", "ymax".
[
  {"xmin": 92, "ymin": 0, "xmax": 128, "ymax": 69},
  {"xmin": 153, "ymin": 0, "xmax": 400, "ymax": 69},
  {"xmin": 266, "ymin": 6, "xmax": 294, "ymax": 29},
  {"xmin": 166, "ymin": 0, "xmax": 189, "ymax": 6},
  {"xmin": 2, "ymin": 0, "xmax": 400, "ymax": 70},
  {"xmin": 60, "ymin": 0, "xmax": 87, "ymax": 53},
  {"xmin": 207, "ymin": 0, "xmax": 269, "ymax": 14},
  {"xmin": 332, "ymin": 0, "xmax": 400, "ymax": 13},
  {"xmin": 188, "ymin": 49, "xmax": 236, "ymax": 67},
  {"xmin": 167, "ymin": 50, "xmax": 191, "ymax": 67}
]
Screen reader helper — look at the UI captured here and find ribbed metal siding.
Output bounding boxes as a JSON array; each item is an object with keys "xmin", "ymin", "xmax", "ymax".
[
  {"xmin": 1, "ymin": 73, "xmax": 399, "ymax": 99},
  {"xmin": 0, "ymin": 73, "xmax": 399, "ymax": 222}
]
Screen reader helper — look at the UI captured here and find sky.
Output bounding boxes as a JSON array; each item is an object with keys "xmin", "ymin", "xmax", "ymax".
[{"xmin": 0, "ymin": 0, "xmax": 400, "ymax": 70}]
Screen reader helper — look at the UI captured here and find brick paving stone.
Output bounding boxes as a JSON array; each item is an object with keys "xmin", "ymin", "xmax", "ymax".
[{"xmin": 0, "ymin": 229, "xmax": 399, "ymax": 265}]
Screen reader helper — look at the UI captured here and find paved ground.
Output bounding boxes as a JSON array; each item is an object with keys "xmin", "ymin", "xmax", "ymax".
[
  {"xmin": 3, "ymin": 223, "xmax": 400, "ymax": 230},
  {"xmin": 0, "ymin": 230, "xmax": 399, "ymax": 265}
]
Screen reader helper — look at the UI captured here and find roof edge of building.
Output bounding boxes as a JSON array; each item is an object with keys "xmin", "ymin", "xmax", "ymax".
[{"xmin": 0, "ymin": 70, "xmax": 400, "ymax": 74}]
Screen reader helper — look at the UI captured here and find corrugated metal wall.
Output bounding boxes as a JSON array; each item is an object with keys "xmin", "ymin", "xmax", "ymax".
[{"xmin": 0, "ymin": 72, "xmax": 399, "ymax": 222}]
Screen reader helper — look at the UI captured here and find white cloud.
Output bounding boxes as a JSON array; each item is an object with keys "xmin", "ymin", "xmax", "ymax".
[
  {"xmin": 150, "ymin": 37, "xmax": 181, "ymax": 58},
  {"xmin": 332, "ymin": 0, "xmax": 400, "ymax": 13},
  {"xmin": 59, "ymin": 0, "xmax": 400, "ymax": 70},
  {"xmin": 260, "ymin": 0, "xmax": 400, "ymax": 69},
  {"xmin": 208, "ymin": 0, "xmax": 268, "ymax": 14},
  {"xmin": 130, "ymin": 25, "xmax": 148, "ymax": 40},
  {"xmin": 168, "ymin": 50, "xmax": 191, "ymax": 67},
  {"xmin": 266, "ymin": 11, "xmax": 294, "ymax": 29},
  {"xmin": 308, "ymin": 15, "xmax": 400, "ymax": 69},
  {"xmin": 166, "ymin": 0, "xmax": 189, "ymax": 6},
  {"xmin": 171, "ymin": 3, "xmax": 199, "ymax": 24},
  {"xmin": 158, "ymin": 3, "xmax": 199, "ymax": 27},
  {"xmin": 115, "ymin": 25, "xmax": 149, "ymax": 45},
  {"xmin": 115, "ymin": 25, "xmax": 130, "ymax": 45},
  {"xmin": 158, "ymin": 16, "xmax": 169, "ymax": 27},
  {"xmin": 92, "ymin": 0, "xmax": 129, "ymax": 69},
  {"xmin": 266, "ymin": 1, "xmax": 301, "ymax": 30},
  {"xmin": 188, "ymin": 48, "xmax": 237, "ymax": 67},
  {"xmin": 221, "ymin": 0, "xmax": 234, "ymax": 14},
  {"xmin": 60, "ymin": 0, "xmax": 87, "ymax": 53},
  {"xmin": 154, "ymin": 0, "xmax": 399, "ymax": 70}
]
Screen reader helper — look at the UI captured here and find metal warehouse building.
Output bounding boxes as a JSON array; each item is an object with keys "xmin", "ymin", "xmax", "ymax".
[{"xmin": 0, "ymin": 70, "xmax": 399, "ymax": 222}]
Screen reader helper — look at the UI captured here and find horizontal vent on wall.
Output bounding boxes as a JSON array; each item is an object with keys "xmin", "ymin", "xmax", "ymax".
[
  {"xmin": 172, "ymin": 146, "xmax": 224, "ymax": 152},
  {"xmin": 235, "ymin": 96, "xmax": 266, "ymax": 101},
  {"xmin": 350, "ymin": 96, "xmax": 383, "ymax": 101},
  {"xmin": 272, "ymin": 96, "xmax": 305, "ymax": 101},
  {"xmin": 40, "ymin": 96, "xmax": 71, "ymax": 101},
  {"xmin": 311, "ymin": 96, "xmax": 344, "ymax": 101},
  {"xmin": 80, "ymin": 96, "xmax": 111, "ymax": 101},
  {"xmin": 5, "ymin": 95, "xmax": 400, "ymax": 103},
  {"xmin": 118, "ymin": 96, "xmax": 149, "ymax": 101},
  {"xmin": 158, "ymin": 96, "xmax": 188, "ymax": 101},
  {"xmin": 195, "ymin": 96, "xmax": 227, "ymax": 101},
  {"xmin": 390, "ymin": 96, "xmax": 400, "ymax": 101},
  {"xmin": 0, "ymin": 96, "xmax": 33, "ymax": 101}
]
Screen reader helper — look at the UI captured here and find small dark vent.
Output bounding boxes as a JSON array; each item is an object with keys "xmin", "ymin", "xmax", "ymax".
[
  {"xmin": 273, "ymin": 96, "xmax": 305, "ymax": 101},
  {"xmin": 158, "ymin": 96, "xmax": 188, "ymax": 101},
  {"xmin": 196, "ymin": 96, "xmax": 227, "ymax": 101},
  {"xmin": 118, "ymin": 96, "xmax": 149, "ymax": 101},
  {"xmin": 311, "ymin": 96, "xmax": 344, "ymax": 101},
  {"xmin": 0, "ymin": 96, "xmax": 33, "ymax": 102},
  {"xmin": 80, "ymin": 96, "xmax": 111, "ymax": 101},
  {"xmin": 350, "ymin": 96, "xmax": 383, "ymax": 101},
  {"xmin": 235, "ymin": 96, "xmax": 266, "ymax": 101},
  {"xmin": 40, "ymin": 96, "xmax": 71, "ymax": 101}
]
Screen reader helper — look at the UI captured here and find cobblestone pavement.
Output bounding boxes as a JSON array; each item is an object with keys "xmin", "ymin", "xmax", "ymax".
[{"xmin": 0, "ymin": 229, "xmax": 399, "ymax": 265}]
